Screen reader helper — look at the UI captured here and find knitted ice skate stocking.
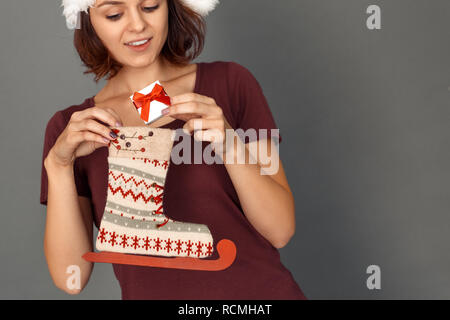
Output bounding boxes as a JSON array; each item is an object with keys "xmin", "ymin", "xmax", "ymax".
[{"xmin": 96, "ymin": 126, "xmax": 214, "ymax": 258}]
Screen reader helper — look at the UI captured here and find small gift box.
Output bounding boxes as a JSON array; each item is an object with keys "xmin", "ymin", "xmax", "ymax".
[{"xmin": 130, "ymin": 80, "xmax": 171, "ymax": 125}]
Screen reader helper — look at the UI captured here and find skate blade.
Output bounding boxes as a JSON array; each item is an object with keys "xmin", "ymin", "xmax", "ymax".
[{"xmin": 82, "ymin": 239, "xmax": 236, "ymax": 271}]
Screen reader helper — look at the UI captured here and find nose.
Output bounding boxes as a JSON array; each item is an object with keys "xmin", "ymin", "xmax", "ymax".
[{"xmin": 128, "ymin": 9, "xmax": 146, "ymax": 33}]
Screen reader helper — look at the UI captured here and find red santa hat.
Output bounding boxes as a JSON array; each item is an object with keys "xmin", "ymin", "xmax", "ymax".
[{"xmin": 62, "ymin": 0, "xmax": 220, "ymax": 29}]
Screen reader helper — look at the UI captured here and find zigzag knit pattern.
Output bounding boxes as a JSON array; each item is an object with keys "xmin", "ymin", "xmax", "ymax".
[{"xmin": 96, "ymin": 127, "xmax": 214, "ymax": 258}]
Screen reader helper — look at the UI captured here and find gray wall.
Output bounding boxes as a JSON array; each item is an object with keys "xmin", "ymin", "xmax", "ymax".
[{"xmin": 1, "ymin": 0, "xmax": 449, "ymax": 299}]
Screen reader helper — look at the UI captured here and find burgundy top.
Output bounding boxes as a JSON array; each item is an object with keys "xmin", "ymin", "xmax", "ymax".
[{"xmin": 40, "ymin": 61, "xmax": 307, "ymax": 300}]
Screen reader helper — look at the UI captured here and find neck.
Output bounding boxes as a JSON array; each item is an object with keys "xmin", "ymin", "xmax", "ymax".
[{"xmin": 106, "ymin": 56, "xmax": 172, "ymax": 97}]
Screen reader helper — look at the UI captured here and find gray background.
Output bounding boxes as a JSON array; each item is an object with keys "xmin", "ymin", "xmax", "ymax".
[{"xmin": 0, "ymin": 0, "xmax": 449, "ymax": 299}]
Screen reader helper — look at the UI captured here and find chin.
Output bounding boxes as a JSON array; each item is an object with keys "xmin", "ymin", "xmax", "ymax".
[{"xmin": 122, "ymin": 56, "xmax": 155, "ymax": 69}]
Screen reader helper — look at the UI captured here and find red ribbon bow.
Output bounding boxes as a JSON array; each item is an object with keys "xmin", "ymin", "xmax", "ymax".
[{"xmin": 132, "ymin": 83, "xmax": 171, "ymax": 122}]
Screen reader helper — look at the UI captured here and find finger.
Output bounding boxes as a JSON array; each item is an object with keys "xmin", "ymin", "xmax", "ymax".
[
  {"xmin": 92, "ymin": 140, "xmax": 110, "ymax": 151},
  {"xmin": 168, "ymin": 102, "xmax": 222, "ymax": 119},
  {"xmin": 71, "ymin": 107, "xmax": 122, "ymax": 127},
  {"xmin": 171, "ymin": 92, "xmax": 216, "ymax": 106},
  {"xmin": 78, "ymin": 138, "xmax": 110, "ymax": 157},
  {"xmin": 104, "ymin": 107, "xmax": 123, "ymax": 126},
  {"xmin": 193, "ymin": 128, "xmax": 225, "ymax": 143},
  {"xmin": 69, "ymin": 119, "xmax": 118, "ymax": 142},
  {"xmin": 69, "ymin": 130, "xmax": 111, "ymax": 146},
  {"xmin": 183, "ymin": 119, "xmax": 224, "ymax": 135}
]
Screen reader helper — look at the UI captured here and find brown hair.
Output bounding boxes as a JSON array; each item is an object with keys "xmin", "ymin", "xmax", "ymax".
[{"xmin": 74, "ymin": 0, "xmax": 206, "ymax": 82}]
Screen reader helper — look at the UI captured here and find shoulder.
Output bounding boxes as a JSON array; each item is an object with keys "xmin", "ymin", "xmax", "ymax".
[
  {"xmin": 200, "ymin": 60, "xmax": 254, "ymax": 79},
  {"xmin": 44, "ymin": 97, "xmax": 93, "ymax": 137},
  {"xmin": 199, "ymin": 61, "xmax": 260, "ymax": 100},
  {"xmin": 59, "ymin": 97, "xmax": 94, "ymax": 121}
]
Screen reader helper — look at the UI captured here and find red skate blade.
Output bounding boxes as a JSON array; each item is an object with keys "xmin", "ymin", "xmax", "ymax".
[{"xmin": 82, "ymin": 239, "xmax": 236, "ymax": 271}]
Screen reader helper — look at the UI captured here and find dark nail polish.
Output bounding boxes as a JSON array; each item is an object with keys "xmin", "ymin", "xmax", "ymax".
[{"xmin": 110, "ymin": 131, "xmax": 118, "ymax": 139}]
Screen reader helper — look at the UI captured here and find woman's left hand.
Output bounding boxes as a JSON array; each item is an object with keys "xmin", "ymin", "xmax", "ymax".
[{"xmin": 163, "ymin": 93, "xmax": 233, "ymax": 153}]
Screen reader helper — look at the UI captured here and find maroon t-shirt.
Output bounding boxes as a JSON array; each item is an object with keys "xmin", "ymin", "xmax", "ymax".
[{"xmin": 40, "ymin": 61, "xmax": 307, "ymax": 300}]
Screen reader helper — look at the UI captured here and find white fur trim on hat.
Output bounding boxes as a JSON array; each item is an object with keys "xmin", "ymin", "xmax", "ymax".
[
  {"xmin": 62, "ymin": 0, "xmax": 220, "ymax": 30},
  {"xmin": 180, "ymin": 0, "xmax": 219, "ymax": 16},
  {"xmin": 62, "ymin": 0, "xmax": 95, "ymax": 29}
]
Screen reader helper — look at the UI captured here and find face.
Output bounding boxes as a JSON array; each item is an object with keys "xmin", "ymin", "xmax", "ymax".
[{"xmin": 89, "ymin": 0, "xmax": 168, "ymax": 68}]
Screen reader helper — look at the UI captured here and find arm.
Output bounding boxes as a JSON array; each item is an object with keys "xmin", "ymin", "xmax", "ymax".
[
  {"xmin": 166, "ymin": 92, "xmax": 295, "ymax": 249},
  {"xmin": 43, "ymin": 151, "xmax": 94, "ymax": 294},
  {"xmin": 41, "ymin": 106, "xmax": 122, "ymax": 294},
  {"xmin": 223, "ymin": 134, "xmax": 295, "ymax": 249}
]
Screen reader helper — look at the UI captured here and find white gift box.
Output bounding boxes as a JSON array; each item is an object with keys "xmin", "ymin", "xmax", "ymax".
[{"xmin": 129, "ymin": 80, "xmax": 170, "ymax": 125}]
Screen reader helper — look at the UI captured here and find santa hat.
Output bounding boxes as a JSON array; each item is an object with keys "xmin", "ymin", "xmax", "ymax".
[{"xmin": 62, "ymin": 0, "xmax": 220, "ymax": 29}]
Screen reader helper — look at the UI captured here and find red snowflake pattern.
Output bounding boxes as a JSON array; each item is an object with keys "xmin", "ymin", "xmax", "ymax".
[
  {"xmin": 165, "ymin": 238, "xmax": 173, "ymax": 253},
  {"xmin": 97, "ymin": 227, "xmax": 213, "ymax": 257},
  {"xmin": 143, "ymin": 237, "xmax": 151, "ymax": 251},
  {"xmin": 175, "ymin": 240, "xmax": 183, "ymax": 254},
  {"xmin": 195, "ymin": 241, "xmax": 204, "ymax": 257},
  {"xmin": 119, "ymin": 234, "xmax": 129, "ymax": 248},
  {"xmin": 98, "ymin": 228, "xmax": 107, "ymax": 243},
  {"xmin": 109, "ymin": 232, "xmax": 118, "ymax": 247},
  {"xmin": 131, "ymin": 236, "xmax": 140, "ymax": 249},
  {"xmin": 185, "ymin": 240, "xmax": 193, "ymax": 257},
  {"xmin": 154, "ymin": 237, "xmax": 162, "ymax": 252}
]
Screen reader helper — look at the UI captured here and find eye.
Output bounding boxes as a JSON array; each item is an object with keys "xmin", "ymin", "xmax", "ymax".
[
  {"xmin": 106, "ymin": 13, "xmax": 122, "ymax": 20},
  {"xmin": 143, "ymin": 5, "xmax": 159, "ymax": 12}
]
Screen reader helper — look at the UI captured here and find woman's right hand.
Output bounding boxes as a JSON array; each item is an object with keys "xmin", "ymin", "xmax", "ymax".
[{"xmin": 47, "ymin": 107, "xmax": 122, "ymax": 167}]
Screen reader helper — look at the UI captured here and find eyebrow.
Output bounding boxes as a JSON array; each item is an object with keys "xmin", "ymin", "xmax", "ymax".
[
  {"xmin": 96, "ymin": 0, "xmax": 146, "ymax": 8},
  {"xmin": 96, "ymin": 1, "xmax": 125, "ymax": 8}
]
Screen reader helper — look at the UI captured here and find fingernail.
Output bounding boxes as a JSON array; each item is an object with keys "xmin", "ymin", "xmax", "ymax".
[
  {"xmin": 116, "ymin": 122, "xmax": 123, "ymax": 127},
  {"xmin": 103, "ymin": 138, "xmax": 110, "ymax": 143},
  {"xmin": 162, "ymin": 108, "xmax": 169, "ymax": 115},
  {"xmin": 110, "ymin": 131, "xmax": 118, "ymax": 139}
]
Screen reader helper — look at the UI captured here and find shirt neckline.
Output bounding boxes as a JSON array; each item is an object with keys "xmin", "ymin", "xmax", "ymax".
[{"xmin": 86, "ymin": 62, "xmax": 203, "ymax": 129}]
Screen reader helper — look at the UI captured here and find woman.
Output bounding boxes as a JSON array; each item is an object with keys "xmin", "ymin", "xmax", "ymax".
[{"xmin": 40, "ymin": 0, "xmax": 307, "ymax": 299}]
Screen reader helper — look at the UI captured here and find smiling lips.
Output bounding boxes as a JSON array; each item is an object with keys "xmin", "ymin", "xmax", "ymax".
[{"xmin": 125, "ymin": 37, "xmax": 152, "ymax": 51}]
